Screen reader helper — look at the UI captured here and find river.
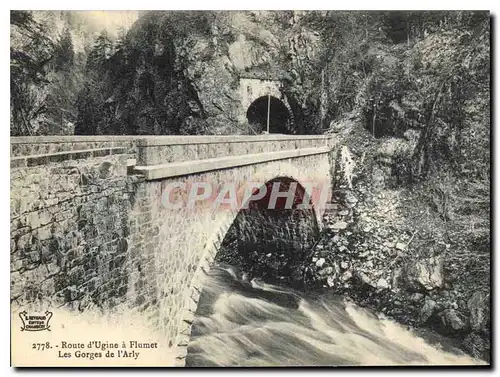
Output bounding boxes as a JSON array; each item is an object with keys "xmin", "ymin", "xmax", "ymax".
[{"xmin": 185, "ymin": 265, "xmax": 484, "ymax": 367}]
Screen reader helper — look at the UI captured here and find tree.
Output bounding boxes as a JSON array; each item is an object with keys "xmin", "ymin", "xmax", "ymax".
[
  {"xmin": 54, "ymin": 27, "xmax": 74, "ymax": 71},
  {"xmin": 86, "ymin": 30, "xmax": 113, "ymax": 73}
]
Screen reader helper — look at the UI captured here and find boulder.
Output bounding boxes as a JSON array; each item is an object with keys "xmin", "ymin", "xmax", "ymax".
[
  {"xmin": 418, "ymin": 298, "xmax": 437, "ymax": 323},
  {"xmin": 356, "ymin": 271, "xmax": 376, "ymax": 288},
  {"xmin": 395, "ymin": 242, "xmax": 406, "ymax": 251},
  {"xmin": 315, "ymin": 258, "xmax": 326, "ymax": 268},
  {"xmin": 410, "ymin": 292, "xmax": 425, "ymax": 302},
  {"xmin": 327, "ymin": 275, "xmax": 335, "ymax": 287},
  {"xmin": 341, "ymin": 270, "xmax": 352, "ymax": 282},
  {"xmin": 376, "ymin": 278, "xmax": 389, "ymax": 289},
  {"xmin": 437, "ymin": 309, "xmax": 466, "ymax": 334},
  {"xmin": 404, "ymin": 255, "xmax": 444, "ymax": 291},
  {"xmin": 330, "ymin": 221, "xmax": 348, "ymax": 230},
  {"xmin": 467, "ymin": 291, "xmax": 490, "ymax": 332}
]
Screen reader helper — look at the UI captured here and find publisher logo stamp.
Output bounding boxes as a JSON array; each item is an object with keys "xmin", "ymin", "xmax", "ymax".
[{"xmin": 19, "ymin": 311, "xmax": 53, "ymax": 332}]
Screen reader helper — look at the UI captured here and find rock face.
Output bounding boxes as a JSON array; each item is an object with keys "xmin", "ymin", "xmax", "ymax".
[
  {"xmin": 133, "ymin": 11, "xmax": 323, "ymax": 135},
  {"xmin": 69, "ymin": 10, "xmax": 326, "ymax": 136},
  {"xmin": 404, "ymin": 255, "xmax": 444, "ymax": 291},
  {"xmin": 467, "ymin": 291, "xmax": 490, "ymax": 332},
  {"xmin": 463, "ymin": 332, "xmax": 490, "ymax": 360}
]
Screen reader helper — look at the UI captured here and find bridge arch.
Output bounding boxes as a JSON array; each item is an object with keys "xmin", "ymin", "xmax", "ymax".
[{"xmin": 176, "ymin": 165, "xmax": 325, "ymax": 363}]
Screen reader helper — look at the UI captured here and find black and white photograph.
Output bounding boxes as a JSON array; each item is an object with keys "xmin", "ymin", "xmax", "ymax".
[{"xmin": 8, "ymin": 9, "xmax": 491, "ymax": 367}]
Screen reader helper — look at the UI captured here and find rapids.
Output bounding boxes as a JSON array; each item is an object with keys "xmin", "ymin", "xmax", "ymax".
[{"xmin": 185, "ymin": 265, "xmax": 485, "ymax": 367}]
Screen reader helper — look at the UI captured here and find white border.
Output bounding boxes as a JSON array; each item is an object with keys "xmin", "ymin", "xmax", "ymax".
[{"xmin": 2, "ymin": 3, "xmax": 497, "ymax": 376}]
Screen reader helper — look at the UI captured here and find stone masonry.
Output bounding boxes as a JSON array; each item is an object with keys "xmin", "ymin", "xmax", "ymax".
[{"xmin": 10, "ymin": 135, "xmax": 336, "ymax": 366}]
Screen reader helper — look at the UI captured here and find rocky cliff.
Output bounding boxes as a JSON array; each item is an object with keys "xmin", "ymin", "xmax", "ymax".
[{"xmin": 70, "ymin": 10, "xmax": 326, "ymax": 135}]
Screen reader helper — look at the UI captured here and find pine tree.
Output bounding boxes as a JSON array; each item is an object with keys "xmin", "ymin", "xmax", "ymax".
[
  {"xmin": 86, "ymin": 30, "xmax": 113, "ymax": 73},
  {"xmin": 54, "ymin": 26, "xmax": 74, "ymax": 71}
]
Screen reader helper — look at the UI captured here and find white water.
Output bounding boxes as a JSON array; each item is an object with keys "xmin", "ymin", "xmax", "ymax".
[{"xmin": 186, "ymin": 266, "xmax": 485, "ymax": 367}]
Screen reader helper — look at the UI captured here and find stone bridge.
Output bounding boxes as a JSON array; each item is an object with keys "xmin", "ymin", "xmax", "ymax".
[{"xmin": 10, "ymin": 134, "xmax": 337, "ymax": 366}]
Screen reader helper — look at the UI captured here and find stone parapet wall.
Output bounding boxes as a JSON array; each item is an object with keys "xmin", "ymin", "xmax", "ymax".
[
  {"xmin": 10, "ymin": 147, "xmax": 127, "ymax": 169},
  {"xmin": 10, "ymin": 136, "xmax": 139, "ymax": 158},
  {"xmin": 10, "ymin": 145, "xmax": 137, "ymax": 312},
  {"xmin": 135, "ymin": 135, "xmax": 335, "ymax": 165},
  {"xmin": 11, "ymin": 135, "xmax": 336, "ymax": 166}
]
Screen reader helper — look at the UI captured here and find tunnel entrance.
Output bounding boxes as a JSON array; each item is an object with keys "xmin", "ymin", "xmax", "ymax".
[
  {"xmin": 215, "ymin": 177, "xmax": 319, "ymax": 287},
  {"xmin": 246, "ymin": 96, "xmax": 292, "ymax": 134}
]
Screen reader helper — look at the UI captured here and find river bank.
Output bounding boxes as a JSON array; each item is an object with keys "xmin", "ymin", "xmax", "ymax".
[{"xmin": 307, "ymin": 118, "xmax": 490, "ymax": 362}]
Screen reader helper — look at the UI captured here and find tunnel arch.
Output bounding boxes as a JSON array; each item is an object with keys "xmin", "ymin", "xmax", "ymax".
[{"xmin": 246, "ymin": 96, "xmax": 293, "ymax": 134}]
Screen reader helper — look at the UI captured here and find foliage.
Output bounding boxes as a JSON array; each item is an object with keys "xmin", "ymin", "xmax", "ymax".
[
  {"xmin": 54, "ymin": 27, "xmax": 74, "ymax": 71},
  {"xmin": 74, "ymin": 13, "xmax": 213, "ymax": 135},
  {"xmin": 426, "ymin": 173, "xmax": 490, "ymax": 291},
  {"xmin": 288, "ymin": 10, "xmax": 489, "ymax": 187}
]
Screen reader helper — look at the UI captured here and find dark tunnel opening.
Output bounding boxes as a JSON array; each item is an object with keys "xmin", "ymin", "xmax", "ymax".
[{"xmin": 246, "ymin": 96, "xmax": 292, "ymax": 134}]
